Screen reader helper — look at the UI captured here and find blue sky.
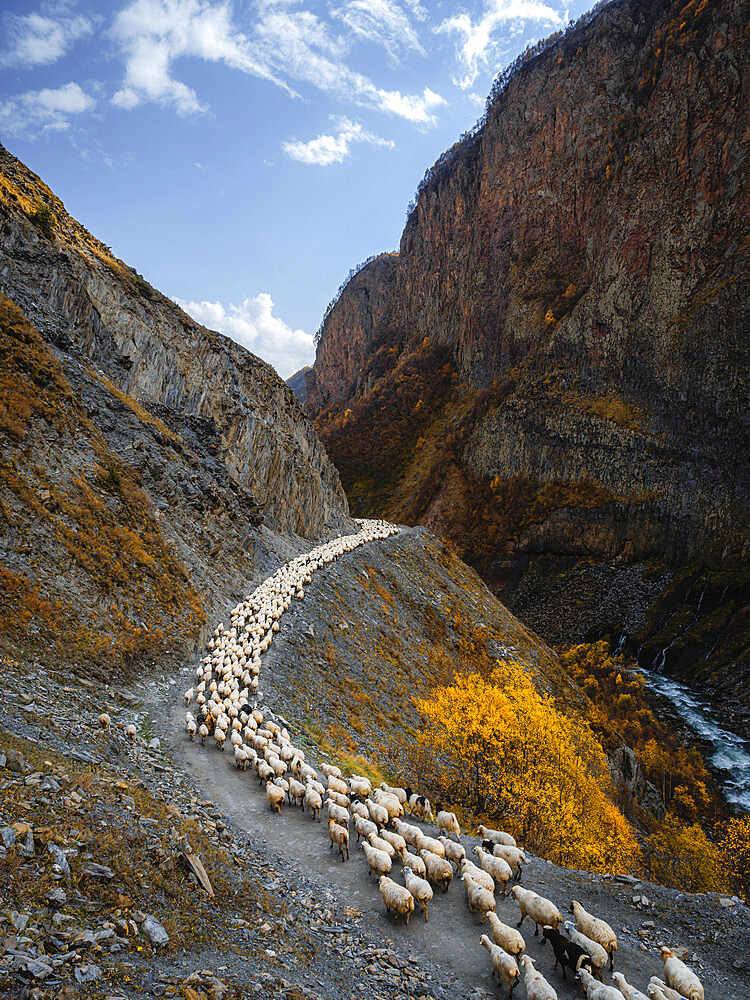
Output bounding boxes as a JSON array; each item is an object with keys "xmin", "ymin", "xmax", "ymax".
[{"xmin": 0, "ymin": 0, "xmax": 593, "ymax": 377}]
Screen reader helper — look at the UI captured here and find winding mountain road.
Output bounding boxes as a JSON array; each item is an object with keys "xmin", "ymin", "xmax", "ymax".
[{"xmin": 149, "ymin": 666, "xmax": 746, "ymax": 1000}]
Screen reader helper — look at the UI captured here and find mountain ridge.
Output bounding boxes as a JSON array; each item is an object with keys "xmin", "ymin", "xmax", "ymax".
[{"xmin": 305, "ymin": 0, "xmax": 750, "ymax": 713}]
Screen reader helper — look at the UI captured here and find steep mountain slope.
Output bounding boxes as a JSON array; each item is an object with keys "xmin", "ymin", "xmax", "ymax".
[
  {"xmin": 0, "ymin": 145, "xmax": 352, "ymax": 679},
  {"xmin": 286, "ymin": 365, "xmax": 311, "ymax": 403},
  {"xmin": 0, "ymin": 143, "xmax": 347, "ymax": 538},
  {"xmin": 306, "ymin": 0, "xmax": 750, "ymax": 713}
]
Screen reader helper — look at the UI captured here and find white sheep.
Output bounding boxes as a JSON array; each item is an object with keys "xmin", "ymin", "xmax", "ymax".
[
  {"xmin": 393, "ymin": 818, "xmax": 421, "ymax": 847},
  {"xmin": 435, "ymin": 807, "xmax": 460, "ymax": 840},
  {"xmin": 486, "ymin": 911, "xmax": 525, "ymax": 958},
  {"xmin": 439, "ymin": 835, "xmax": 466, "ymax": 870},
  {"xmin": 511, "ymin": 887, "xmax": 561, "ymax": 936},
  {"xmin": 563, "ymin": 922, "xmax": 607, "ymax": 981},
  {"xmin": 321, "ymin": 762, "xmax": 342, "ymax": 780},
  {"xmin": 519, "ymin": 956, "xmax": 557, "ymax": 1000},
  {"xmin": 571, "ymin": 900, "xmax": 617, "ymax": 970},
  {"xmin": 647, "ymin": 986, "xmax": 670, "ymax": 1000},
  {"xmin": 328, "ymin": 775, "xmax": 348, "ymax": 796},
  {"xmin": 660, "ymin": 947, "xmax": 704, "ymax": 1000},
  {"xmin": 462, "ymin": 872, "xmax": 495, "ymax": 922},
  {"xmin": 362, "ymin": 840, "xmax": 391, "ymax": 879},
  {"xmin": 420, "ymin": 849, "xmax": 453, "ymax": 892},
  {"xmin": 402, "ymin": 865, "xmax": 433, "ymax": 921},
  {"xmin": 414, "ymin": 831, "xmax": 445, "ymax": 857},
  {"xmin": 401, "ymin": 850, "xmax": 426, "ymax": 877},
  {"xmin": 577, "ymin": 969, "xmax": 625, "ymax": 999},
  {"xmin": 473, "ymin": 844, "xmax": 512, "ymax": 894},
  {"xmin": 266, "ymin": 782, "xmax": 285, "ymax": 813},
  {"xmin": 380, "ymin": 782, "xmax": 407, "ymax": 804},
  {"xmin": 612, "ymin": 972, "xmax": 650, "ymax": 1000},
  {"xmin": 366, "ymin": 799, "xmax": 390, "ymax": 827},
  {"xmin": 379, "ymin": 876, "xmax": 414, "ymax": 924},
  {"xmin": 484, "ymin": 840, "xmax": 526, "ymax": 880},
  {"xmin": 368, "ymin": 831, "xmax": 396, "ymax": 859},
  {"xmin": 326, "ymin": 800, "xmax": 350, "ymax": 830},
  {"xmin": 350, "ymin": 775, "xmax": 372, "ymax": 798},
  {"xmin": 327, "ymin": 790, "xmax": 350, "ymax": 809},
  {"xmin": 98, "ymin": 713, "xmax": 111, "ymax": 731},
  {"xmin": 184, "ymin": 687, "xmax": 194, "ymax": 707},
  {"xmin": 327, "ymin": 818, "xmax": 349, "ymax": 861},
  {"xmin": 198, "ymin": 723, "xmax": 209, "ymax": 746},
  {"xmin": 126, "ymin": 723, "xmax": 137, "ymax": 742},
  {"xmin": 378, "ymin": 828, "xmax": 407, "ymax": 858},
  {"xmin": 354, "ymin": 814, "xmax": 378, "ymax": 843},
  {"xmin": 288, "ymin": 776, "xmax": 306, "ymax": 807},
  {"xmin": 303, "ymin": 783, "xmax": 322, "ymax": 821},
  {"xmin": 647, "ymin": 976, "xmax": 682, "ymax": 1000},
  {"xmin": 479, "ymin": 934, "xmax": 521, "ymax": 996},
  {"xmin": 351, "ymin": 800, "xmax": 369, "ymax": 820},
  {"xmin": 373, "ymin": 789, "xmax": 403, "ymax": 819},
  {"xmin": 459, "ymin": 857, "xmax": 494, "ymax": 894},
  {"xmin": 478, "ymin": 824, "xmax": 517, "ymax": 847}
]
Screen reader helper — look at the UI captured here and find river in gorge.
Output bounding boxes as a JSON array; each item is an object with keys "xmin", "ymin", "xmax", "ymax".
[{"xmin": 639, "ymin": 667, "xmax": 750, "ymax": 812}]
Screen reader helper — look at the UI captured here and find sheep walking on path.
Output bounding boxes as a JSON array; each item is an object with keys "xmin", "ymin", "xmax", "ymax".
[
  {"xmin": 327, "ymin": 818, "xmax": 349, "ymax": 862},
  {"xmin": 577, "ymin": 968, "xmax": 627, "ymax": 1000},
  {"xmin": 402, "ymin": 865, "xmax": 433, "ymax": 921},
  {"xmin": 512, "ymin": 886, "xmax": 561, "ymax": 936},
  {"xmin": 519, "ymin": 955, "xmax": 557, "ymax": 1000},
  {"xmin": 480, "ymin": 934, "xmax": 521, "ymax": 996},
  {"xmin": 570, "ymin": 900, "xmax": 617, "ymax": 970},
  {"xmin": 379, "ymin": 876, "xmax": 415, "ymax": 924},
  {"xmin": 660, "ymin": 947, "xmax": 704, "ymax": 1000}
]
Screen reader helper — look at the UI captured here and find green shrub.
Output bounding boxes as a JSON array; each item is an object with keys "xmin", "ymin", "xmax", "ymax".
[{"xmin": 28, "ymin": 204, "xmax": 56, "ymax": 239}]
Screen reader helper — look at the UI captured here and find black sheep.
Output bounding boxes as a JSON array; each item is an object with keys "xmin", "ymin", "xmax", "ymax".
[{"xmin": 541, "ymin": 925, "xmax": 592, "ymax": 979}]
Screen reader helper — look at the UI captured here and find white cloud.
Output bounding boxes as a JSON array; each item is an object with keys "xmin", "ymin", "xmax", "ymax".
[
  {"xmin": 438, "ymin": 0, "xmax": 565, "ymax": 89},
  {"xmin": 109, "ymin": 0, "xmax": 444, "ymax": 126},
  {"xmin": 111, "ymin": 0, "xmax": 288, "ymax": 115},
  {"xmin": 283, "ymin": 116, "xmax": 394, "ymax": 166},
  {"xmin": 174, "ymin": 293, "xmax": 314, "ymax": 378},
  {"xmin": 329, "ymin": 0, "xmax": 427, "ymax": 61},
  {"xmin": 0, "ymin": 82, "xmax": 96, "ymax": 138},
  {"xmin": 0, "ymin": 9, "xmax": 93, "ymax": 68},
  {"xmin": 375, "ymin": 85, "xmax": 444, "ymax": 124}
]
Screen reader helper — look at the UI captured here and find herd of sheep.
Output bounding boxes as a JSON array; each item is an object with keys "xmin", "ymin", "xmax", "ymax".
[{"xmin": 180, "ymin": 519, "xmax": 707, "ymax": 1000}]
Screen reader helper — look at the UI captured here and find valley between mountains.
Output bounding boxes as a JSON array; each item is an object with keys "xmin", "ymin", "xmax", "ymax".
[{"xmin": 0, "ymin": 0, "xmax": 748, "ymax": 996}]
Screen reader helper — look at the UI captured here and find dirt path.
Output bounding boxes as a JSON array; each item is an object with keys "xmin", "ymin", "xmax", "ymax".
[{"xmin": 149, "ymin": 664, "xmax": 749, "ymax": 1000}]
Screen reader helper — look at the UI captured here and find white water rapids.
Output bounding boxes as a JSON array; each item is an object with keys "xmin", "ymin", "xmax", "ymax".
[{"xmin": 640, "ymin": 667, "xmax": 750, "ymax": 812}]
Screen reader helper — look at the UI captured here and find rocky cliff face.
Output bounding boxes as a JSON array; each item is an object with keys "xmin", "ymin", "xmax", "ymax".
[
  {"xmin": 286, "ymin": 365, "xmax": 311, "ymax": 403},
  {"xmin": 0, "ymin": 145, "xmax": 351, "ymax": 679},
  {"xmin": 307, "ymin": 0, "xmax": 749, "ymax": 709},
  {"xmin": 0, "ymin": 144, "xmax": 349, "ymax": 539}
]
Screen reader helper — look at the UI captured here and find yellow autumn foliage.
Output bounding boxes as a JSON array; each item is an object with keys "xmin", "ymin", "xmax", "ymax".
[
  {"xmin": 412, "ymin": 661, "xmax": 642, "ymax": 875},
  {"xmin": 647, "ymin": 814, "xmax": 724, "ymax": 893},
  {"xmin": 720, "ymin": 816, "xmax": 750, "ymax": 901}
]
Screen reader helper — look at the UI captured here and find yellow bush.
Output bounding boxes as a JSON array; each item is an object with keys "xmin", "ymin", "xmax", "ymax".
[
  {"xmin": 720, "ymin": 816, "xmax": 750, "ymax": 901},
  {"xmin": 647, "ymin": 814, "xmax": 724, "ymax": 893},
  {"xmin": 412, "ymin": 661, "xmax": 642, "ymax": 874}
]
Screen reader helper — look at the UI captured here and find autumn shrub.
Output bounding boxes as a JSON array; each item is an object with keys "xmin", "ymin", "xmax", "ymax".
[
  {"xmin": 646, "ymin": 813, "xmax": 724, "ymax": 893},
  {"xmin": 410, "ymin": 660, "xmax": 643, "ymax": 875},
  {"xmin": 720, "ymin": 816, "xmax": 750, "ymax": 901}
]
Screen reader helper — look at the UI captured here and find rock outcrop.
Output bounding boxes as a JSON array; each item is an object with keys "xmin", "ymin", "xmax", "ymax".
[
  {"xmin": 306, "ymin": 0, "xmax": 749, "ymax": 704},
  {"xmin": 286, "ymin": 365, "xmax": 311, "ymax": 403}
]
